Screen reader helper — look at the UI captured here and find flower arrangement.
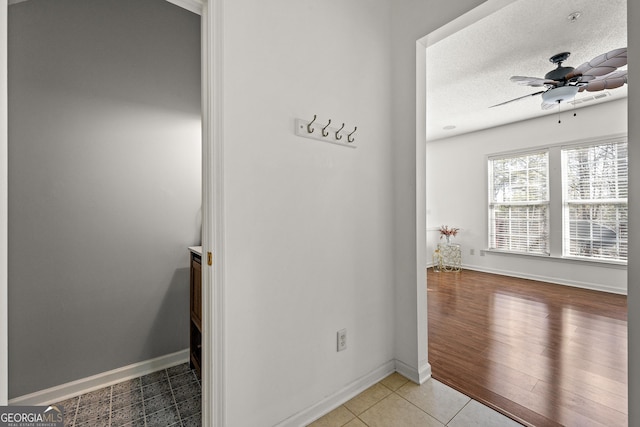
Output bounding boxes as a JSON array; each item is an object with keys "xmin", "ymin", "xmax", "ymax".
[{"xmin": 439, "ymin": 225, "xmax": 459, "ymax": 240}]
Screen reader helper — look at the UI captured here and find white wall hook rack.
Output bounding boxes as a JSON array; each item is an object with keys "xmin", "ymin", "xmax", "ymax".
[{"xmin": 295, "ymin": 116, "xmax": 358, "ymax": 148}]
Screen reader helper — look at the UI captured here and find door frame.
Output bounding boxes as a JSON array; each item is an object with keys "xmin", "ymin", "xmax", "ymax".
[
  {"xmin": 0, "ymin": 2, "xmax": 226, "ymax": 426},
  {"xmin": 174, "ymin": 2, "xmax": 225, "ymax": 426},
  {"xmin": 199, "ymin": 1, "xmax": 226, "ymax": 426}
]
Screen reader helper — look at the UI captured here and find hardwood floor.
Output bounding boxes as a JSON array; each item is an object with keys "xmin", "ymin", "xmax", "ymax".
[{"xmin": 427, "ymin": 269, "xmax": 627, "ymax": 427}]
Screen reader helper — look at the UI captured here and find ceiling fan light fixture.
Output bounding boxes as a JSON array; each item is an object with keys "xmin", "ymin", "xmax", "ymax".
[{"xmin": 541, "ymin": 86, "xmax": 580, "ymax": 105}]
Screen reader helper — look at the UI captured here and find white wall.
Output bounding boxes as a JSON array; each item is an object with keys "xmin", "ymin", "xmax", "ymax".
[
  {"xmin": 219, "ymin": 1, "xmax": 507, "ymax": 424},
  {"xmin": 221, "ymin": 1, "xmax": 395, "ymax": 425},
  {"xmin": 426, "ymin": 99, "xmax": 628, "ymax": 294},
  {"xmin": 390, "ymin": 0, "xmax": 485, "ymax": 389}
]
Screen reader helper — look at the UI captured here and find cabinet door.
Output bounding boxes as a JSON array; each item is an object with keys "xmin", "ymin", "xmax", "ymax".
[{"xmin": 190, "ymin": 256, "xmax": 202, "ymax": 329}]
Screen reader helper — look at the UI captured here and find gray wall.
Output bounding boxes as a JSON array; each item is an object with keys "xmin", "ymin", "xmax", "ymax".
[{"xmin": 8, "ymin": 0, "xmax": 201, "ymax": 398}]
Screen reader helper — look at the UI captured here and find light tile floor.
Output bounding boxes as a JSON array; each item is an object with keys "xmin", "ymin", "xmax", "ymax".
[
  {"xmin": 308, "ymin": 373, "xmax": 523, "ymax": 427},
  {"xmin": 53, "ymin": 363, "xmax": 201, "ymax": 427}
]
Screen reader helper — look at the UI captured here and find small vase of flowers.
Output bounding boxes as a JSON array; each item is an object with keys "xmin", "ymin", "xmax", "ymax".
[{"xmin": 440, "ymin": 225, "xmax": 459, "ymax": 244}]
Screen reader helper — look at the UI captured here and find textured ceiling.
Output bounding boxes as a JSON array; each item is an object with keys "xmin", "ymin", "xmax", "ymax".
[{"xmin": 426, "ymin": 0, "xmax": 627, "ymax": 141}]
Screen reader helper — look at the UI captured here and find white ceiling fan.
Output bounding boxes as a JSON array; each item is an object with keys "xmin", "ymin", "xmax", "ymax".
[{"xmin": 491, "ymin": 48, "xmax": 628, "ymax": 110}]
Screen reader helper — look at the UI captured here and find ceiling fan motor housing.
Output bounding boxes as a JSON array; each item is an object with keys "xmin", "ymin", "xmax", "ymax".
[
  {"xmin": 545, "ymin": 65, "xmax": 575, "ymax": 81},
  {"xmin": 545, "ymin": 52, "xmax": 574, "ymax": 81}
]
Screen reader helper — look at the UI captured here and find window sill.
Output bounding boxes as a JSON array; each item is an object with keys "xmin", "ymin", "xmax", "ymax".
[{"xmin": 483, "ymin": 249, "xmax": 627, "ymax": 269}]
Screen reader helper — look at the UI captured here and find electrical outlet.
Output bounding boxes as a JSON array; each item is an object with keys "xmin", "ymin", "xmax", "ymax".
[
  {"xmin": 337, "ymin": 329, "xmax": 347, "ymax": 352},
  {"xmin": 470, "ymin": 248, "xmax": 475, "ymax": 255},
  {"xmin": 480, "ymin": 250, "xmax": 486, "ymax": 256}
]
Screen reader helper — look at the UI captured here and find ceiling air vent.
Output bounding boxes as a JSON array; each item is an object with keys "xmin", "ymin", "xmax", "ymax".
[{"xmin": 569, "ymin": 91, "xmax": 611, "ymax": 106}]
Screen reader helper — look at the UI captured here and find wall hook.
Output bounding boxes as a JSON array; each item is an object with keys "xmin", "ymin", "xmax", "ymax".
[
  {"xmin": 295, "ymin": 117, "xmax": 357, "ymax": 148},
  {"xmin": 335, "ymin": 123, "xmax": 345, "ymax": 140},
  {"xmin": 322, "ymin": 119, "xmax": 332, "ymax": 137},
  {"xmin": 347, "ymin": 126, "xmax": 357, "ymax": 143},
  {"xmin": 307, "ymin": 115, "xmax": 317, "ymax": 134}
]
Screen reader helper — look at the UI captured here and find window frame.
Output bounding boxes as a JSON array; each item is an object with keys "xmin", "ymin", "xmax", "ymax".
[
  {"xmin": 486, "ymin": 135, "xmax": 628, "ymax": 266},
  {"xmin": 561, "ymin": 139, "xmax": 628, "ymax": 262},
  {"xmin": 487, "ymin": 148, "xmax": 550, "ymax": 256}
]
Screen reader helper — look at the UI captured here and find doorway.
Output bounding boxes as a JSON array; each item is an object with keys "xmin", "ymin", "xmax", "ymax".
[
  {"xmin": 3, "ymin": 0, "xmax": 205, "ymax": 420},
  {"xmin": 420, "ymin": 0, "xmax": 629, "ymax": 424}
]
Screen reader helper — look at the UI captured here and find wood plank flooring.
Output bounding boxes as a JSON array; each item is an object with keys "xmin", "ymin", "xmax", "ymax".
[{"xmin": 427, "ymin": 269, "xmax": 627, "ymax": 427}]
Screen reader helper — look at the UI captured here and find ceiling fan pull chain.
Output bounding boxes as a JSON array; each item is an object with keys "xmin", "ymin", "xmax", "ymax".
[{"xmin": 558, "ymin": 100, "xmax": 562, "ymax": 123}]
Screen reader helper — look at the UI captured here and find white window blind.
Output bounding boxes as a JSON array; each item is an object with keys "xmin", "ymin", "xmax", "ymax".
[
  {"xmin": 562, "ymin": 141, "xmax": 628, "ymax": 261},
  {"xmin": 488, "ymin": 151, "xmax": 549, "ymax": 255}
]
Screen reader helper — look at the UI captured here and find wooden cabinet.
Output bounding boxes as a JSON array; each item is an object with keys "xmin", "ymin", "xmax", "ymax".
[{"xmin": 189, "ymin": 249, "xmax": 202, "ymax": 377}]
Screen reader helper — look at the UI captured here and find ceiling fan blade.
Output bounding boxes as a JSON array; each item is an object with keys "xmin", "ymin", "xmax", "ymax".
[
  {"xmin": 566, "ymin": 48, "xmax": 627, "ymax": 80},
  {"xmin": 489, "ymin": 90, "xmax": 545, "ymax": 108},
  {"xmin": 510, "ymin": 76, "xmax": 559, "ymax": 87},
  {"xmin": 581, "ymin": 70, "xmax": 628, "ymax": 92},
  {"xmin": 573, "ymin": 75, "xmax": 596, "ymax": 83}
]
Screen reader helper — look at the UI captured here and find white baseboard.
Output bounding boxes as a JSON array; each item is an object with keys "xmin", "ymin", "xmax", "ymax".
[
  {"xmin": 275, "ymin": 360, "xmax": 396, "ymax": 427},
  {"xmin": 417, "ymin": 360, "xmax": 432, "ymax": 384},
  {"xmin": 9, "ymin": 349, "xmax": 189, "ymax": 406},
  {"xmin": 274, "ymin": 358, "xmax": 434, "ymax": 426},
  {"xmin": 426, "ymin": 262, "xmax": 626, "ymax": 295},
  {"xmin": 394, "ymin": 359, "xmax": 431, "ymax": 385},
  {"xmin": 461, "ymin": 264, "xmax": 626, "ymax": 295}
]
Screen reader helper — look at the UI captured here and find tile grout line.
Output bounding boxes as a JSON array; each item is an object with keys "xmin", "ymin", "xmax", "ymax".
[
  {"xmin": 189, "ymin": 369, "xmax": 201, "ymax": 425},
  {"xmin": 107, "ymin": 385, "xmax": 113, "ymax": 427},
  {"xmin": 391, "ymin": 389, "xmax": 445, "ymax": 424},
  {"xmin": 71, "ymin": 395, "xmax": 80, "ymax": 427},
  {"xmin": 349, "ymin": 388, "xmax": 397, "ymax": 426},
  {"xmin": 445, "ymin": 398, "xmax": 473, "ymax": 426},
  {"xmin": 354, "ymin": 414, "xmax": 371, "ymax": 427},
  {"xmin": 192, "ymin": 368, "xmax": 200, "ymax": 387},
  {"xmin": 331, "ymin": 376, "xmax": 410, "ymax": 427},
  {"xmin": 140, "ymin": 375, "xmax": 148, "ymax": 427},
  {"xmin": 165, "ymin": 369, "xmax": 183, "ymax": 426},
  {"xmin": 348, "ymin": 382, "xmax": 395, "ymax": 420}
]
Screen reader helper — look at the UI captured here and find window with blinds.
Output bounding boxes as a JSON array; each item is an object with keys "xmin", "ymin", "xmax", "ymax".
[
  {"xmin": 562, "ymin": 141, "xmax": 628, "ymax": 261},
  {"xmin": 488, "ymin": 151, "xmax": 549, "ymax": 255}
]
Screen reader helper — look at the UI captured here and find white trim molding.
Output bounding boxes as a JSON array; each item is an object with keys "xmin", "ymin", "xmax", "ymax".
[
  {"xmin": 167, "ymin": 1, "xmax": 224, "ymax": 426},
  {"xmin": 415, "ymin": 36, "xmax": 430, "ymax": 391},
  {"xmin": 168, "ymin": 2, "xmax": 228, "ymax": 427},
  {"xmin": 394, "ymin": 359, "xmax": 432, "ymax": 385},
  {"xmin": 9, "ymin": 349, "xmax": 189, "ymax": 406},
  {"xmin": 417, "ymin": 358, "xmax": 432, "ymax": 384},
  {"xmin": 275, "ymin": 361, "xmax": 396, "ymax": 427},
  {"xmin": 201, "ymin": 0, "xmax": 226, "ymax": 426},
  {"xmin": 274, "ymin": 359, "xmax": 432, "ymax": 426},
  {"xmin": 461, "ymin": 264, "xmax": 627, "ymax": 295}
]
